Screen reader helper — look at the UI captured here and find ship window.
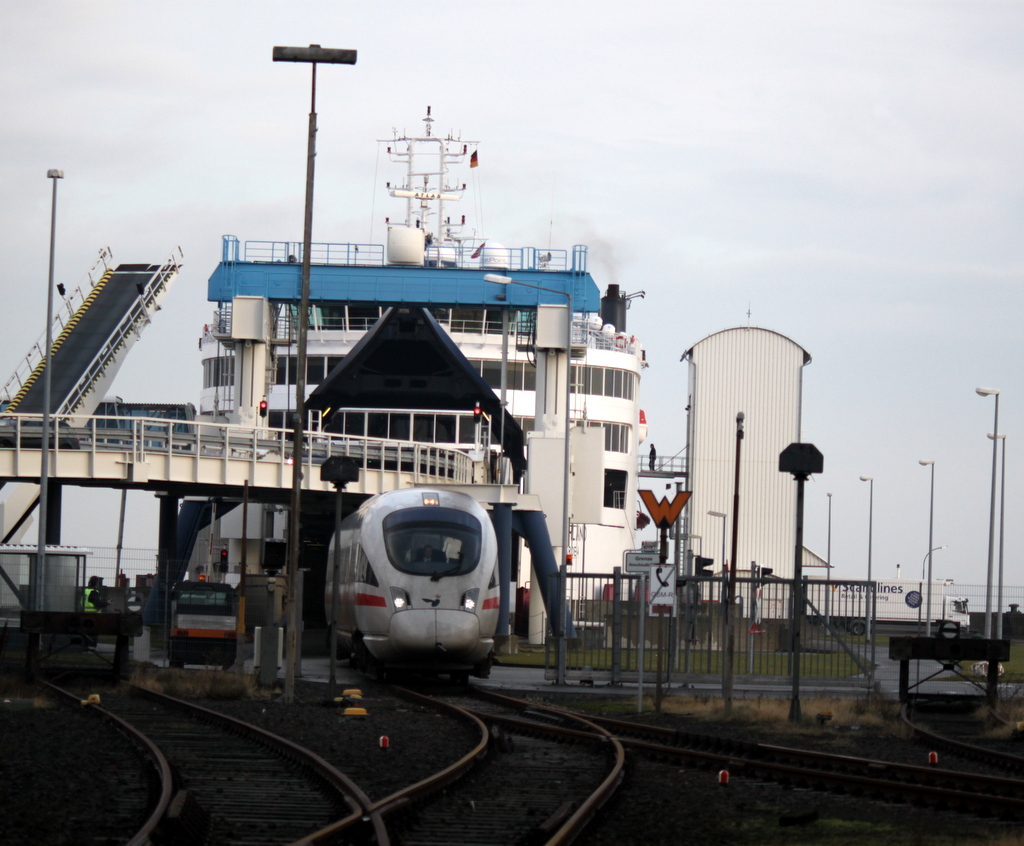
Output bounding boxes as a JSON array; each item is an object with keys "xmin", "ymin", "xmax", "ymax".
[
  {"xmin": 348, "ymin": 306, "xmax": 381, "ymax": 331},
  {"xmin": 268, "ymin": 411, "xmax": 286, "ymax": 430},
  {"xmin": 458, "ymin": 415, "xmax": 477, "ymax": 444},
  {"xmin": 481, "ymin": 360, "xmax": 502, "ymax": 389},
  {"xmin": 413, "ymin": 414, "xmax": 434, "ymax": 442},
  {"xmin": 319, "ymin": 306, "xmax": 346, "ymax": 329},
  {"xmin": 326, "ymin": 356, "xmax": 344, "ymax": 375},
  {"xmin": 368, "ymin": 413, "xmax": 388, "ymax": 439},
  {"xmin": 274, "ymin": 356, "xmax": 289, "ymax": 385},
  {"xmin": 602, "ymin": 422, "xmax": 630, "ymax": 453},
  {"xmin": 484, "ymin": 310, "xmax": 505, "ymax": 334},
  {"xmin": 429, "ymin": 307, "xmax": 450, "ymax": 326},
  {"xmin": 389, "ymin": 414, "xmax": 410, "ymax": 440},
  {"xmin": 450, "ymin": 308, "xmax": 483, "ymax": 333},
  {"xmin": 521, "ymin": 361, "xmax": 536, "ymax": 391},
  {"xmin": 306, "ymin": 357, "xmax": 325, "ymax": 384},
  {"xmin": 436, "ymin": 415, "xmax": 457, "ymax": 443},
  {"xmin": 589, "ymin": 367, "xmax": 603, "ymax": 396},
  {"xmin": 604, "ymin": 469, "xmax": 628, "ymax": 509},
  {"xmin": 382, "ymin": 506, "xmax": 482, "ymax": 577},
  {"xmin": 342, "ymin": 412, "xmax": 364, "ymax": 436}
]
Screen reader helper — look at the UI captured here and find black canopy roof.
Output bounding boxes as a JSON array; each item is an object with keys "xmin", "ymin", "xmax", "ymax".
[{"xmin": 306, "ymin": 307, "xmax": 526, "ymax": 479}]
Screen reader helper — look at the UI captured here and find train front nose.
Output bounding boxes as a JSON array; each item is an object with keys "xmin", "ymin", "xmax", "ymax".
[{"xmin": 389, "ymin": 610, "xmax": 482, "ymax": 661}]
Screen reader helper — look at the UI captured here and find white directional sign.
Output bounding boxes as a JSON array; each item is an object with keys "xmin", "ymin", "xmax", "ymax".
[
  {"xmin": 624, "ymin": 551, "xmax": 660, "ymax": 573},
  {"xmin": 648, "ymin": 564, "xmax": 677, "ymax": 609}
]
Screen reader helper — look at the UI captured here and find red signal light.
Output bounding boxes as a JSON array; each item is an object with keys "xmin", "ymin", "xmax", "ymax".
[{"xmin": 259, "ymin": 399, "xmax": 268, "ymax": 417}]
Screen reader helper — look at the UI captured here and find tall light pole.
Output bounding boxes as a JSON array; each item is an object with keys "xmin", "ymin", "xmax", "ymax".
[
  {"xmin": 859, "ymin": 476, "xmax": 873, "ymax": 639},
  {"xmin": 273, "ymin": 44, "xmax": 357, "ymax": 703},
  {"xmin": 989, "ymin": 432, "xmax": 1007, "ymax": 638},
  {"xmin": 33, "ymin": 169, "xmax": 63, "ymax": 612},
  {"xmin": 825, "ymin": 492, "xmax": 832, "ymax": 624},
  {"xmin": 485, "ymin": 273, "xmax": 573, "ymax": 684},
  {"xmin": 919, "ymin": 460, "xmax": 936, "ymax": 635},
  {"xmin": 977, "ymin": 387, "xmax": 1000, "ymax": 638}
]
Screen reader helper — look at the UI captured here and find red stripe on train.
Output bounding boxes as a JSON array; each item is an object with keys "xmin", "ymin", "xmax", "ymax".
[
  {"xmin": 482, "ymin": 597, "xmax": 500, "ymax": 610},
  {"xmin": 355, "ymin": 593, "xmax": 387, "ymax": 607}
]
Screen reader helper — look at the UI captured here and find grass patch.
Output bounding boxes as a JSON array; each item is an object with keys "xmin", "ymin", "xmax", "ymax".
[{"xmin": 131, "ymin": 667, "xmax": 271, "ymax": 701}]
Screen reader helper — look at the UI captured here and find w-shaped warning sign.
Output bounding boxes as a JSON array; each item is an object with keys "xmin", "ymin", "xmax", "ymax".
[{"xmin": 639, "ymin": 490, "xmax": 691, "ymax": 528}]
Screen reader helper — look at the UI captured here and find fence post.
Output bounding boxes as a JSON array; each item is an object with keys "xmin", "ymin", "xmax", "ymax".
[{"xmin": 611, "ymin": 567, "xmax": 622, "ymax": 685}]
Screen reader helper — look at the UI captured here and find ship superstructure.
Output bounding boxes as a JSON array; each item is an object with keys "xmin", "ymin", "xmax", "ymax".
[{"xmin": 197, "ymin": 110, "xmax": 646, "ymax": 636}]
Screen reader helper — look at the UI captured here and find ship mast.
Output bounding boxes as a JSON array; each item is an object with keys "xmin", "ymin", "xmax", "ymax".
[{"xmin": 384, "ymin": 106, "xmax": 477, "ymax": 247}]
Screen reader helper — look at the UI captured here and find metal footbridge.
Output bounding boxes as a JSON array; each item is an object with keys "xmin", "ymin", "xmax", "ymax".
[{"xmin": 0, "ymin": 413, "xmax": 478, "ymax": 500}]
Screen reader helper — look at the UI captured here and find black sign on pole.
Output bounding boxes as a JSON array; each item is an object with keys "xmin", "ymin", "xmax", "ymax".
[{"xmin": 779, "ymin": 443, "xmax": 824, "ymax": 724}]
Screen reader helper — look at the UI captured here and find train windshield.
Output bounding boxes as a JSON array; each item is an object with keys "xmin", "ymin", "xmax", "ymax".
[{"xmin": 382, "ymin": 507, "xmax": 483, "ymax": 578}]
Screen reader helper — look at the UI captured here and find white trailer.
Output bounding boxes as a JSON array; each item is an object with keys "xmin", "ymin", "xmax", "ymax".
[{"xmin": 804, "ymin": 579, "xmax": 969, "ymax": 636}]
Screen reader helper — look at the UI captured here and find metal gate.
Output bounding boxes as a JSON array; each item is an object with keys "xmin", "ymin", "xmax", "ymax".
[{"xmin": 544, "ymin": 571, "xmax": 878, "ymax": 692}]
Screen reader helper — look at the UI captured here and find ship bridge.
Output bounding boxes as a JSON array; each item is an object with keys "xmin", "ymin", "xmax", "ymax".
[{"xmin": 207, "ymin": 235, "xmax": 601, "ymax": 312}]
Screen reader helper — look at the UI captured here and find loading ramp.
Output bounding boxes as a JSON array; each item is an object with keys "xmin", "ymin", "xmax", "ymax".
[{"xmin": 2, "ymin": 256, "xmax": 180, "ymax": 418}]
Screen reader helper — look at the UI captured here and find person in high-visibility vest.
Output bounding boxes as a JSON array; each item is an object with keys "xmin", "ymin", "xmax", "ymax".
[{"xmin": 82, "ymin": 576, "xmax": 111, "ymax": 612}]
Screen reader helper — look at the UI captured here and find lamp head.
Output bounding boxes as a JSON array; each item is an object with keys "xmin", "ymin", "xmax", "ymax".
[
  {"xmin": 859, "ymin": 476, "xmax": 872, "ymax": 482},
  {"xmin": 919, "ymin": 460, "xmax": 934, "ymax": 466},
  {"xmin": 976, "ymin": 387, "xmax": 1000, "ymax": 397},
  {"xmin": 484, "ymin": 273, "xmax": 513, "ymax": 285},
  {"xmin": 988, "ymin": 433, "xmax": 1006, "ymax": 440},
  {"xmin": 47, "ymin": 169, "xmax": 64, "ymax": 179},
  {"xmin": 708, "ymin": 510, "xmax": 727, "ymax": 518}
]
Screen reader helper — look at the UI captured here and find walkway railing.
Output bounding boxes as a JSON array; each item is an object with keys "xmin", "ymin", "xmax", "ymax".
[{"xmin": 0, "ymin": 414, "xmax": 475, "ymax": 488}]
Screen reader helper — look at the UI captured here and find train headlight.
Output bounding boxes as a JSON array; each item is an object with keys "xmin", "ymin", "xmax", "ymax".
[
  {"xmin": 391, "ymin": 587, "xmax": 411, "ymax": 610},
  {"xmin": 460, "ymin": 588, "xmax": 479, "ymax": 612}
]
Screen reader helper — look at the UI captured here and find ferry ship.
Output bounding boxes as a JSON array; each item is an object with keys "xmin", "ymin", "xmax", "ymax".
[{"xmin": 195, "ymin": 110, "xmax": 648, "ymax": 636}]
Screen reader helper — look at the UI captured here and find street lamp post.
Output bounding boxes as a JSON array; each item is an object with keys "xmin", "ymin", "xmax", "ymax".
[
  {"xmin": 273, "ymin": 44, "xmax": 357, "ymax": 704},
  {"xmin": 919, "ymin": 460, "xmax": 936, "ymax": 635},
  {"xmin": 826, "ymin": 493, "xmax": 832, "ymax": 624},
  {"xmin": 989, "ymin": 433, "xmax": 1007, "ymax": 638},
  {"xmin": 33, "ymin": 169, "xmax": 63, "ymax": 612},
  {"xmin": 485, "ymin": 273, "xmax": 573, "ymax": 684},
  {"xmin": 977, "ymin": 387, "xmax": 1000, "ymax": 638},
  {"xmin": 859, "ymin": 476, "xmax": 874, "ymax": 639}
]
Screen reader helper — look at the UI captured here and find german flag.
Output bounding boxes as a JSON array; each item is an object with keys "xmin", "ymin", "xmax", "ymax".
[{"xmin": 470, "ymin": 150, "xmax": 479, "ymax": 168}]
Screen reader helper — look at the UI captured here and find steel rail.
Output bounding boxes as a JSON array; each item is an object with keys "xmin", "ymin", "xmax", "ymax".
[
  {"xmin": 42, "ymin": 680, "xmax": 174, "ymax": 846},
  {"xmin": 126, "ymin": 685, "xmax": 386, "ymax": 845},
  {"xmin": 584, "ymin": 709, "xmax": 1024, "ymax": 796},
  {"xmin": 426, "ymin": 687, "xmax": 626, "ymax": 845},
  {"xmin": 902, "ymin": 702, "xmax": 1024, "ymax": 774},
  {"xmin": 372, "ymin": 685, "xmax": 491, "ymax": 814},
  {"xmin": 472, "ymin": 692, "xmax": 1024, "ymax": 820}
]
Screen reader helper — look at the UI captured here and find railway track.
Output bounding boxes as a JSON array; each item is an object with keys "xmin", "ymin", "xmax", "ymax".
[
  {"xmin": 387, "ymin": 685, "xmax": 626, "ymax": 845},
  {"xmin": 902, "ymin": 700, "xmax": 1024, "ymax": 776},
  {"xmin": 454, "ymin": 690, "xmax": 1024, "ymax": 821},
  {"xmin": 49, "ymin": 681, "xmax": 385, "ymax": 846}
]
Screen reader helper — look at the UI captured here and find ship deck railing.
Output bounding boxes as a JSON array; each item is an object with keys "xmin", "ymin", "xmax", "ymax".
[{"xmin": 224, "ymin": 235, "xmax": 587, "ymax": 274}]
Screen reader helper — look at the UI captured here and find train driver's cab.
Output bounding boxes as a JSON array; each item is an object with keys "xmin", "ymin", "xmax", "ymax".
[{"xmin": 383, "ymin": 506, "xmax": 482, "ymax": 579}]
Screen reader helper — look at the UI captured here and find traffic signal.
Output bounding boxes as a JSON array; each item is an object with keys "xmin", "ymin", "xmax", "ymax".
[
  {"xmin": 259, "ymin": 399, "xmax": 268, "ymax": 418},
  {"xmin": 695, "ymin": 556, "xmax": 714, "ymax": 576},
  {"xmin": 473, "ymin": 403, "xmax": 482, "ymax": 420},
  {"xmin": 565, "ymin": 553, "xmax": 573, "ymax": 568},
  {"xmin": 219, "ymin": 549, "xmax": 229, "ymax": 573}
]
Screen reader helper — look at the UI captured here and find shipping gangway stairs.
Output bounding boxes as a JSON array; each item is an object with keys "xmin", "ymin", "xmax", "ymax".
[{"xmin": 0, "ymin": 252, "xmax": 181, "ymax": 539}]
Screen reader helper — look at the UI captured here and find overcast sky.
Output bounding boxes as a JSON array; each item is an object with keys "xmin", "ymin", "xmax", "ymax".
[{"xmin": 1, "ymin": 2, "xmax": 1021, "ymax": 589}]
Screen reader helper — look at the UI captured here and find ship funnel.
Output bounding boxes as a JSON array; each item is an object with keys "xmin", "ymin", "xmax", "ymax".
[{"xmin": 600, "ymin": 284, "xmax": 627, "ymax": 332}]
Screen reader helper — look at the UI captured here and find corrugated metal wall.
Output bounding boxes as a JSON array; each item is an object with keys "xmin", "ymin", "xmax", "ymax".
[{"xmin": 685, "ymin": 327, "xmax": 810, "ymax": 579}]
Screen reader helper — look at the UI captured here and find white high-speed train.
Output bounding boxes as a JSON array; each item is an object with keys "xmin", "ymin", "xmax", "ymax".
[{"xmin": 326, "ymin": 488, "xmax": 500, "ymax": 681}]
